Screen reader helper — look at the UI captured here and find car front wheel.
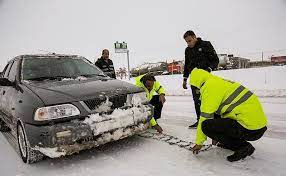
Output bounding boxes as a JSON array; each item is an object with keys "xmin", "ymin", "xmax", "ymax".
[{"xmin": 17, "ymin": 122, "xmax": 44, "ymax": 164}]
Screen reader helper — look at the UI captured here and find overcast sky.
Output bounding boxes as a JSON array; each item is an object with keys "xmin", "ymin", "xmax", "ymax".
[{"xmin": 0, "ymin": 0, "xmax": 286, "ymax": 70}]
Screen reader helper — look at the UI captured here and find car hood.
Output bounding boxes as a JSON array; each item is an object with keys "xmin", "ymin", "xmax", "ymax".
[{"xmin": 24, "ymin": 78, "xmax": 143, "ymax": 105}]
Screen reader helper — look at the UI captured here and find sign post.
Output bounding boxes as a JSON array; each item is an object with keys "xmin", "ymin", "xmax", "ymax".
[{"xmin": 114, "ymin": 41, "xmax": 130, "ymax": 80}]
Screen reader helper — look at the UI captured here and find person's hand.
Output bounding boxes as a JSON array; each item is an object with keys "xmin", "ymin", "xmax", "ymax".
[
  {"xmin": 159, "ymin": 94, "xmax": 166, "ymax": 104},
  {"xmin": 191, "ymin": 144, "xmax": 203, "ymax": 154},
  {"xmin": 153, "ymin": 124, "xmax": 163, "ymax": 133},
  {"xmin": 183, "ymin": 80, "xmax": 187, "ymax": 89}
]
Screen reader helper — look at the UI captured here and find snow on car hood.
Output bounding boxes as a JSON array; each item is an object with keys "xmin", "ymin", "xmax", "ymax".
[
  {"xmin": 23, "ymin": 78, "xmax": 143, "ymax": 105},
  {"xmin": 83, "ymin": 105, "xmax": 150, "ymax": 136}
]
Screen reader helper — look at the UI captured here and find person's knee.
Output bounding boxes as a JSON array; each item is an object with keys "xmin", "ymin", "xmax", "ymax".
[
  {"xmin": 149, "ymin": 95, "xmax": 160, "ymax": 105},
  {"xmin": 246, "ymin": 126, "xmax": 267, "ymax": 141},
  {"xmin": 201, "ymin": 120, "xmax": 212, "ymax": 135}
]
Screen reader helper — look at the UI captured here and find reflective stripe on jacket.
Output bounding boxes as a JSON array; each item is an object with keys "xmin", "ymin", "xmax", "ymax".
[{"xmin": 190, "ymin": 68, "xmax": 268, "ymax": 145}]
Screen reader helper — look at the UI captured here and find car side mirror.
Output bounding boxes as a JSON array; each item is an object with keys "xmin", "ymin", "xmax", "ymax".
[{"xmin": 0, "ymin": 78, "xmax": 13, "ymax": 86}]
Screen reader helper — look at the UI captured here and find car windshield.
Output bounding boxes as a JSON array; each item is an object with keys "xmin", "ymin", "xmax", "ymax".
[{"xmin": 22, "ymin": 56, "xmax": 106, "ymax": 81}]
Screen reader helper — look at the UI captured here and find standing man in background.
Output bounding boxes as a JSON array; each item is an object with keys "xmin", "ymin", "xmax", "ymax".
[
  {"xmin": 182, "ymin": 30, "xmax": 219, "ymax": 128},
  {"xmin": 95, "ymin": 49, "xmax": 116, "ymax": 79}
]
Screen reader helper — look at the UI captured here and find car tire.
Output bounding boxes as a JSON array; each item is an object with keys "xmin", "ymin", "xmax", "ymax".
[
  {"xmin": 0, "ymin": 118, "xmax": 10, "ymax": 132},
  {"xmin": 17, "ymin": 122, "xmax": 44, "ymax": 164}
]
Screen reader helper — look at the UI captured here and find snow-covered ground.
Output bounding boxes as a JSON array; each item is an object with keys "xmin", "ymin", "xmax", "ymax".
[{"xmin": 1, "ymin": 66, "xmax": 286, "ymax": 176}]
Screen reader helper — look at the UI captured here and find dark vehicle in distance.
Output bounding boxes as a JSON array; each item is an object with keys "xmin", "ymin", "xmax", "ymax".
[{"xmin": 0, "ymin": 54, "xmax": 152, "ymax": 163}]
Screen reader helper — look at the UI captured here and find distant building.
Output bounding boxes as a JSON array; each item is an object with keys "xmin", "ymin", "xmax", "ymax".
[
  {"xmin": 249, "ymin": 61, "xmax": 272, "ymax": 68},
  {"xmin": 271, "ymin": 56, "xmax": 286, "ymax": 65},
  {"xmin": 229, "ymin": 57, "xmax": 250, "ymax": 69},
  {"xmin": 249, "ymin": 55, "xmax": 286, "ymax": 67}
]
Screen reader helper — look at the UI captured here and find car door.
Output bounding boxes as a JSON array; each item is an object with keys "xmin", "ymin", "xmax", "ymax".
[
  {"xmin": 1, "ymin": 60, "xmax": 19, "ymax": 129},
  {"xmin": 0, "ymin": 62, "xmax": 13, "ymax": 124}
]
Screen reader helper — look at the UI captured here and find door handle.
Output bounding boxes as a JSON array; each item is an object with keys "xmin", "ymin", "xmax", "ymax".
[{"xmin": 2, "ymin": 90, "xmax": 5, "ymax": 95}]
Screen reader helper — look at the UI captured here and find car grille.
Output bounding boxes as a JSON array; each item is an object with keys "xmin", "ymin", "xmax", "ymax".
[{"xmin": 83, "ymin": 94, "xmax": 127, "ymax": 111}]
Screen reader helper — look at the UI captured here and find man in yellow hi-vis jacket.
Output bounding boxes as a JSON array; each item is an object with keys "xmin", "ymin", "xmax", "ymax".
[
  {"xmin": 190, "ymin": 68, "xmax": 267, "ymax": 162},
  {"xmin": 135, "ymin": 74, "xmax": 166, "ymax": 133}
]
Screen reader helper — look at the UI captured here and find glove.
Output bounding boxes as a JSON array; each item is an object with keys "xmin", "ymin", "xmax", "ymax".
[
  {"xmin": 191, "ymin": 144, "xmax": 203, "ymax": 154},
  {"xmin": 159, "ymin": 94, "xmax": 166, "ymax": 104},
  {"xmin": 153, "ymin": 124, "xmax": 163, "ymax": 133}
]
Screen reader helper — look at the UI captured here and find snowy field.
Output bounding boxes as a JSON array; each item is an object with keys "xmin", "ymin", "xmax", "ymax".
[
  {"xmin": 1, "ymin": 66, "xmax": 286, "ymax": 176},
  {"xmin": 143, "ymin": 66, "xmax": 286, "ymax": 97}
]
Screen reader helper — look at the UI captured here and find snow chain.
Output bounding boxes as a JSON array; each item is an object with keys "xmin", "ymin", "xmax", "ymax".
[{"xmin": 138, "ymin": 130, "xmax": 212, "ymax": 153}]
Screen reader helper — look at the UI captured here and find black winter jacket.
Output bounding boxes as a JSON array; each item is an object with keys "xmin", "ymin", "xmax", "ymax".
[
  {"xmin": 183, "ymin": 38, "xmax": 219, "ymax": 78},
  {"xmin": 95, "ymin": 57, "xmax": 116, "ymax": 79}
]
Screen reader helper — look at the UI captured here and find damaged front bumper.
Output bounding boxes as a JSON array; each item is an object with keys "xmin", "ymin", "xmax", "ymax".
[{"xmin": 24, "ymin": 105, "xmax": 153, "ymax": 158}]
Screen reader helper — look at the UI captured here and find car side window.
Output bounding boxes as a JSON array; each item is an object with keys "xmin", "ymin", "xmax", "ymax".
[
  {"xmin": 3, "ymin": 62, "xmax": 13, "ymax": 79},
  {"xmin": 8, "ymin": 61, "xmax": 18, "ymax": 82},
  {"xmin": 0, "ymin": 65, "xmax": 8, "ymax": 78}
]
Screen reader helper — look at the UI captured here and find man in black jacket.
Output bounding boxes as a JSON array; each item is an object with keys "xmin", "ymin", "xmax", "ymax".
[
  {"xmin": 182, "ymin": 30, "xmax": 219, "ymax": 128},
  {"xmin": 95, "ymin": 49, "xmax": 116, "ymax": 79}
]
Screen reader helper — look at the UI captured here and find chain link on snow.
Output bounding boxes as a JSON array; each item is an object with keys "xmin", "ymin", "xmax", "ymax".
[{"xmin": 138, "ymin": 130, "xmax": 212, "ymax": 153}]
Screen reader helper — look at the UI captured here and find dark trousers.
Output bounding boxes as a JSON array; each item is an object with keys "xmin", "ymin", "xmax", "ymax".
[
  {"xmin": 149, "ymin": 95, "xmax": 163, "ymax": 120},
  {"xmin": 202, "ymin": 118, "xmax": 267, "ymax": 151},
  {"xmin": 191, "ymin": 85, "xmax": 201, "ymax": 121}
]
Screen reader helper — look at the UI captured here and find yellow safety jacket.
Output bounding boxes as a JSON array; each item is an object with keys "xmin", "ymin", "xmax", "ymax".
[
  {"xmin": 190, "ymin": 68, "xmax": 268, "ymax": 145},
  {"xmin": 135, "ymin": 74, "xmax": 166, "ymax": 126}
]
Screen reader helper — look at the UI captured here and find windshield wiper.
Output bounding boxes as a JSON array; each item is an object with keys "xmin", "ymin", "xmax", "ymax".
[
  {"xmin": 26, "ymin": 76, "xmax": 72, "ymax": 81},
  {"xmin": 78, "ymin": 74, "xmax": 106, "ymax": 78},
  {"xmin": 95, "ymin": 73, "xmax": 107, "ymax": 77}
]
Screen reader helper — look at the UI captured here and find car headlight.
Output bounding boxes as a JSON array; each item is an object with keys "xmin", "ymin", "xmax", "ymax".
[
  {"xmin": 126, "ymin": 92, "xmax": 149, "ymax": 106},
  {"xmin": 34, "ymin": 104, "xmax": 80, "ymax": 121}
]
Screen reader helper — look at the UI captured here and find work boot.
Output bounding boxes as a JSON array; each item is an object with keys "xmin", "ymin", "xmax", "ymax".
[
  {"xmin": 227, "ymin": 143, "xmax": 255, "ymax": 162},
  {"xmin": 188, "ymin": 121, "xmax": 198, "ymax": 129}
]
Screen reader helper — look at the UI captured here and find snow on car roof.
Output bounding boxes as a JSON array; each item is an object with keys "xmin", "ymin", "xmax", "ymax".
[{"xmin": 10, "ymin": 54, "xmax": 85, "ymax": 62}]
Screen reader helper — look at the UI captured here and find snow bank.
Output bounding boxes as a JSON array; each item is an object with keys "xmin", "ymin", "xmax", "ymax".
[{"xmin": 124, "ymin": 66, "xmax": 286, "ymax": 97}]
